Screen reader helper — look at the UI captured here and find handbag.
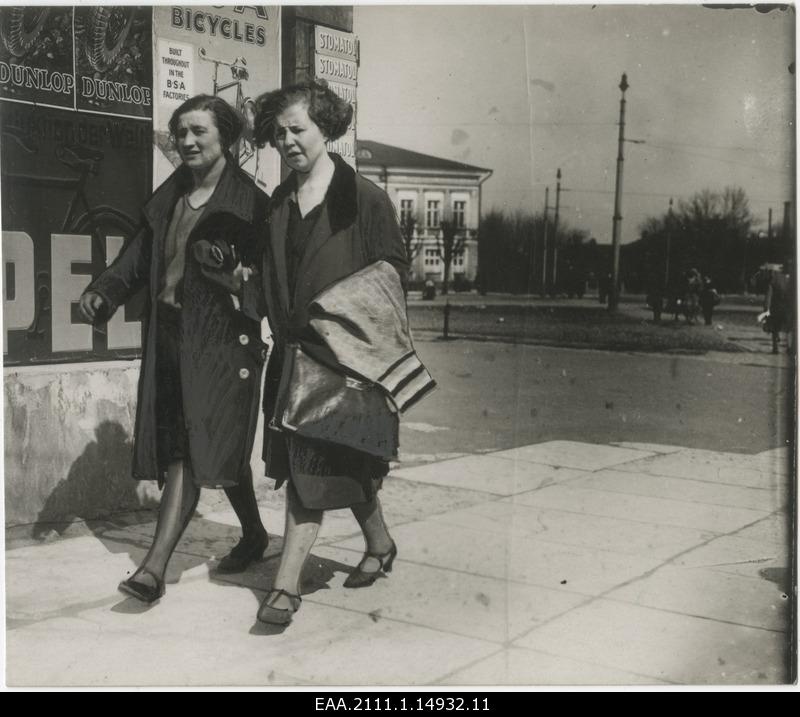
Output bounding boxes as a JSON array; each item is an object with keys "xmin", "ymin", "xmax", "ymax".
[{"xmin": 274, "ymin": 343, "xmax": 399, "ymax": 460}]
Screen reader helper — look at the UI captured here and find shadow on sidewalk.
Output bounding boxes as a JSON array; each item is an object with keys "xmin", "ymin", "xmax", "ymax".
[{"xmin": 209, "ymin": 541, "xmax": 356, "ymax": 635}]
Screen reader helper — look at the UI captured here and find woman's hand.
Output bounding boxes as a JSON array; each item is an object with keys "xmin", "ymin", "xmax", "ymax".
[
  {"xmin": 200, "ymin": 262, "xmax": 257, "ymax": 295},
  {"xmin": 79, "ymin": 291, "xmax": 106, "ymax": 323}
]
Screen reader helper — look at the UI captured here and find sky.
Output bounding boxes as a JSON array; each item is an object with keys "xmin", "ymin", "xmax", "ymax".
[{"xmin": 354, "ymin": 3, "xmax": 795, "ymax": 245}]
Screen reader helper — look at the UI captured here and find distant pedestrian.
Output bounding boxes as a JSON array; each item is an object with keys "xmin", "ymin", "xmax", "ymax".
[
  {"xmin": 764, "ymin": 262, "xmax": 794, "ymax": 354},
  {"xmin": 699, "ymin": 275, "xmax": 720, "ymax": 326}
]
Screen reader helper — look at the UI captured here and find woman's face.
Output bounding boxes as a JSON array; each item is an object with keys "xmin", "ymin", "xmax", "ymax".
[
  {"xmin": 273, "ymin": 101, "xmax": 328, "ymax": 173},
  {"xmin": 175, "ymin": 109, "xmax": 224, "ymax": 171}
]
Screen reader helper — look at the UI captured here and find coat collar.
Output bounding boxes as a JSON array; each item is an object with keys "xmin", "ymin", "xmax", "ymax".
[
  {"xmin": 271, "ymin": 153, "xmax": 358, "ymax": 235},
  {"xmin": 142, "ymin": 155, "xmax": 256, "ymax": 227}
]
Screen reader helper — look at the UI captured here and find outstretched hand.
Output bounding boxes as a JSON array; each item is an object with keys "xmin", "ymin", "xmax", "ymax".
[{"xmin": 78, "ymin": 291, "xmax": 106, "ymax": 323}]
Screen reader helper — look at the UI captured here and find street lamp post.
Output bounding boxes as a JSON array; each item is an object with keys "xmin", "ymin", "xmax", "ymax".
[
  {"xmin": 552, "ymin": 168, "xmax": 562, "ymax": 294},
  {"xmin": 609, "ymin": 72, "xmax": 628, "ymax": 312}
]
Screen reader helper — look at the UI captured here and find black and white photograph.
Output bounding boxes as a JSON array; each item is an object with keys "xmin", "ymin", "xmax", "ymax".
[{"xmin": 1, "ymin": 2, "xmax": 796, "ymax": 690}]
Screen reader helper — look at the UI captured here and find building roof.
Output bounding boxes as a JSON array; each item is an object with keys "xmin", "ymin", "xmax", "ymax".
[{"xmin": 356, "ymin": 140, "xmax": 491, "ymax": 175}]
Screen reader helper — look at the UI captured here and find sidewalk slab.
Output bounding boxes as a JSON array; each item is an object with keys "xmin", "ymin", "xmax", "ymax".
[
  {"xmin": 512, "ymin": 599, "xmax": 790, "ymax": 684},
  {"xmin": 616, "ymin": 449, "xmax": 787, "ymax": 488},
  {"xmin": 605, "ymin": 564, "xmax": 790, "ymax": 632},
  {"xmin": 391, "ymin": 454, "xmax": 586, "ymax": 496},
  {"xmin": 440, "ymin": 646, "xmax": 669, "ymax": 686},
  {"xmin": 329, "ymin": 519, "xmax": 668, "ymax": 597},
  {"xmin": 304, "ymin": 545, "xmax": 588, "ymax": 644},
  {"xmin": 7, "ymin": 568, "xmax": 497, "ymax": 687},
  {"xmin": 507, "ymin": 483, "xmax": 769, "ymax": 534},
  {"xmin": 432, "ymin": 500, "xmax": 715, "ymax": 559},
  {"xmin": 568, "ymin": 469, "xmax": 783, "ymax": 513},
  {"xmin": 489, "ymin": 441, "xmax": 652, "ymax": 472}
]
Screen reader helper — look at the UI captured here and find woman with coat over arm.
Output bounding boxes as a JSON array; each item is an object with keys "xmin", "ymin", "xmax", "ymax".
[
  {"xmin": 79, "ymin": 95, "xmax": 270, "ymax": 604},
  {"xmin": 236, "ymin": 80, "xmax": 420, "ymax": 625}
]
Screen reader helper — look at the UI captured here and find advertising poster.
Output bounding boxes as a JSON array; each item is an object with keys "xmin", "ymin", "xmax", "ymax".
[
  {"xmin": 314, "ymin": 25, "xmax": 358, "ymax": 168},
  {"xmin": 0, "ymin": 7, "xmax": 75, "ymax": 109},
  {"xmin": 1, "ymin": 96, "xmax": 151, "ymax": 366},
  {"xmin": 152, "ymin": 6, "xmax": 281, "ymax": 192},
  {"xmin": 74, "ymin": 6, "xmax": 153, "ymax": 119}
]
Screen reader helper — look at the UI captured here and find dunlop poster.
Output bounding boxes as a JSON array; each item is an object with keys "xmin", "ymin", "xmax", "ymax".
[
  {"xmin": 0, "ymin": 7, "xmax": 75, "ymax": 109},
  {"xmin": 75, "ymin": 6, "xmax": 153, "ymax": 119},
  {"xmin": 152, "ymin": 6, "xmax": 281, "ymax": 191}
]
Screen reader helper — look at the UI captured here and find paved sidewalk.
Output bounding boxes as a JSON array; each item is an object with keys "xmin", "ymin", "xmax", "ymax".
[{"xmin": 5, "ymin": 440, "xmax": 793, "ymax": 687}]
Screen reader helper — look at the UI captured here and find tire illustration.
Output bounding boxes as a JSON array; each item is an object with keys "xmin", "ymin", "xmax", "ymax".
[
  {"xmin": 85, "ymin": 7, "xmax": 134, "ymax": 73},
  {"xmin": 74, "ymin": 208, "xmax": 137, "ymax": 265},
  {"xmin": 1, "ymin": 7, "xmax": 50, "ymax": 58}
]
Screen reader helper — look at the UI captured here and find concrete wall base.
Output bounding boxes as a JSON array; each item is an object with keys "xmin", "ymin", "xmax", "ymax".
[{"xmin": 4, "ymin": 361, "xmax": 266, "ymax": 530}]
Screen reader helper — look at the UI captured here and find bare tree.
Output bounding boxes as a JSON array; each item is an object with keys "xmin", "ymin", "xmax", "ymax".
[{"xmin": 435, "ymin": 219, "xmax": 468, "ymax": 295}]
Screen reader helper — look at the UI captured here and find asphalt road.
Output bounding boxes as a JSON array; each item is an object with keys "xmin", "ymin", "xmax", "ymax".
[{"xmin": 399, "ymin": 338, "xmax": 793, "ymax": 466}]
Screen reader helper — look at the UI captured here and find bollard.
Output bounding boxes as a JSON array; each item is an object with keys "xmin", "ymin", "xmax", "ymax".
[{"xmin": 443, "ymin": 300, "xmax": 451, "ymax": 339}]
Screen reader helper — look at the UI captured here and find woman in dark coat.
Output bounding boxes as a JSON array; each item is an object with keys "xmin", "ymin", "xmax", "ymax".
[
  {"xmin": 79, "ymin": 95, "xmax": 270, "ymax": 603},
  {"xmin": 243, "ymin": 81, "xmax": 409, "ymax": 624}
]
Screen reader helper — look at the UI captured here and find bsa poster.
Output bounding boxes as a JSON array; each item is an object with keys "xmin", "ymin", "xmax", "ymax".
[{"xmin": 152, "ymin": 6, "xmax": 281, "ymax": 191}]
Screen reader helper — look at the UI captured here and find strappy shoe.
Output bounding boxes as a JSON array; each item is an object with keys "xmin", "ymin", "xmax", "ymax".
[
  {"xmin": 217, "ymin": 531, "xmax": 269, "ymax": 574},
  {"xmin": 118, "ymin": 568, "xmax": 165, "ymax": 604},
  {"xmin": 257, "ymin": 589, "xmax": 302, "ymax": 625},
  {"xmin": 343, "ymin": 542, "xmax": 397, "ymax": 589}
]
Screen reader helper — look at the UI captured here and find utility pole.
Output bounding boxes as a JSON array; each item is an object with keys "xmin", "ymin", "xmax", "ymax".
[
  {"xmin": 664, "ymin": 197, "xmax": 673, "ymax": 289},
  {"xmin": 551, "ymin": 168, "xmax": 562, "ymax": 294},
  {"xmin": 768, "ymin": 207, "xmax": 773, "ymax": 241},
  {"xmin": 609, "ymin": 72, "xmax": 628, "ymax": 312},
  {"xmin": 541, "ymin": 186, "xmax": 549, "ymax": 295}
]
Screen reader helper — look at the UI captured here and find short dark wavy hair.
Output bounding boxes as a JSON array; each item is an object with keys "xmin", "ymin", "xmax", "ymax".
[
  {"xmin": 168, "ymin": 94, "xmax": 244, "ymax": 150},
  {"xmin": 253, "ymin": 80, "xmax": 353, "ymax": 147}
]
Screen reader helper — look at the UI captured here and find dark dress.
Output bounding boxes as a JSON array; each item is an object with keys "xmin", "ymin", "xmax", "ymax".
[{"xmin": 281, "ymin": 195, "xmax": 389, "ymax": 510}]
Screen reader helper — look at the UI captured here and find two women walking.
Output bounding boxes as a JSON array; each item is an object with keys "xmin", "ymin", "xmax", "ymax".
[{"xmin": 81, "ymin": 82, "xmax": 432, "ymax": 625}]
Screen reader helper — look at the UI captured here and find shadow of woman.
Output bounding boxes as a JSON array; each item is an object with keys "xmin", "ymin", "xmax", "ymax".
[{"xmin": 32, "ymin": 421, "xmax": 159, "ymax": 541}]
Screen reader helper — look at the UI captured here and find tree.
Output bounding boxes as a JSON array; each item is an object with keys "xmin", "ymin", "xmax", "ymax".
[
  {"xmin": 400, "ymin": 215, "xmax": 423, "ymax": 264},
  {"xmin": 435, "ymin": 219, "xmax": 468, "ymax": 295},
  {"xmin": 628, "ymin": 186, "xmax": 761, "ymax": 293}
]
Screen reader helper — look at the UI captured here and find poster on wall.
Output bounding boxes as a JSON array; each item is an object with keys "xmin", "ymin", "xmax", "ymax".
[
  {"xmin": 74, "ymin": 6, "xmax": 153, "ymax": 119},
  {"xmin": 152, "ymin": 6, "xmax": 281, "ymax": 192},
  {"xmin": 0, "ymin": 6, "xmax": 153, "ymax": 366},
  {"xmin": 0, "ymin": 7, "xmax": 75, "ymax": 109},
  {"xmin": 314, "ymin": 24, "xmax": 358, "ymax": 168},
  {"xmin": 1, "ymin": 102, "xmax": 151, "ymax": 365}
]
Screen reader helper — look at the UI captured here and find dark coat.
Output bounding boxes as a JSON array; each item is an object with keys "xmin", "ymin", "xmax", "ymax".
[
  {"xmin": 248, "ymin": 154, "xmax": 409, "ymax": 483},
  {"xmin": 86, "ymin": 160, "xmax": 269, "ymax": 487}
]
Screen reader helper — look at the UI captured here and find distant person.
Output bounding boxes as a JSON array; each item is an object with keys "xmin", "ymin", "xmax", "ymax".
[
  {"xmin": 764, "ymin": 262, "xmax": 794, "ymax": 354},
  {"xmin": 699, "ymin": 275, "xmax": 720, "ymax": 326}
]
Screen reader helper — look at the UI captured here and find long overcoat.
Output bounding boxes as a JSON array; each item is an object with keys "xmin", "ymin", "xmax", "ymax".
[
  {"xmin": 249, "ymin": 153, "xmax": 409, "ymax": 483},
  {"xmin": 87, "ymin": 160, "xmax": 268, "ymax": 487}
]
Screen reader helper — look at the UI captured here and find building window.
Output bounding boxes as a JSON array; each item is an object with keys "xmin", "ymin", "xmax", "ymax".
[
  {"xmin": 400, "ymin": 199, "xmax": 415, "ymax": 226},
  {"xmin": 424, "ymin": 248, "xmax": 440, "ymax": 267},
  {"xmin": 453, "ymin": 200, "xmax": 466, "ymax": 228},
  {"xmin": 426, "ymin": 200, "xmax": 440, "ymax": 229}
]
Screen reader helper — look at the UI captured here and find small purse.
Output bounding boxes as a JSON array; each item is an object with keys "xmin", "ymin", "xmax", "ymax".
[{"xmin": 274, "ymin": 344, "xmax": 399, "ymax": 460}]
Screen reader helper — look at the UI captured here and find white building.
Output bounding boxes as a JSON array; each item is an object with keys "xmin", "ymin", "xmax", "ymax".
[{"xmin": 356, "ymin": 140, "xmax": 492, "ymax": 287}]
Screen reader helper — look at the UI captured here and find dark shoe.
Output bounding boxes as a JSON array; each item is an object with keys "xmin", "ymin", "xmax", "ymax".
[
  {"xmin": 257, "ymin": 589, "xmax": 302, "ymax": 625},
  {"xmin": 217, "ymin": 531, "xmax": 269, "ymax": 574},
  {"xmin": 118, "ymin": 568, "xmax": 164, "ymax": 604},
  {"xmin": 343, "ymin": 542, "xmax": 397, "ymax": 589}
]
